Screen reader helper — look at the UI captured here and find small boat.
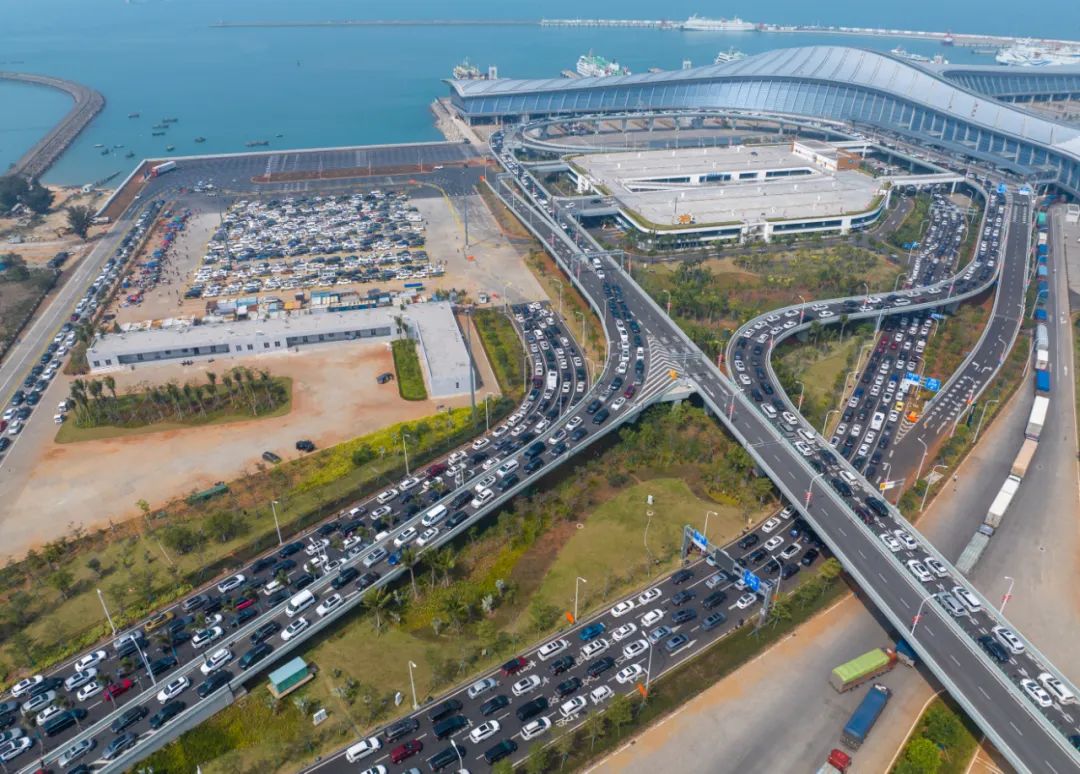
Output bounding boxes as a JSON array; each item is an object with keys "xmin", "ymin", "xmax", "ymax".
[
  {"xmin": 128, "ymin": 112, "xmax": 140, "ymax": 118},
  {"xmin": 162, "ymin": 117, "xmax": 178, "ymax": 123},
  {"xmin": 93, "ymin": 143, "xmax": 104, "ymax": 148},
  {"xmin": 165, "ymin": 145, "xmax": 175, "ymax": 151},
  {"xmin": 275, "ymin": 133, "xmax": 284, "ymax": 138},
  {"xmin": 245, "ymin": 140, "xmax": 269, "ymax": 147},
  {"xmin": 194, "ymin": 136, "xmax": 206, "ymax": 143},
  {"xmin": 100, "ymin": 148, "xmax": 110, "ymax": 155},
  {"xmin": 152, "ymin": 131, "xmax": 166, "ymax": 136},
  {"xmin": 113, "ymin": 144, "xmax": 124, "ymax": 148},
  {"xmin": 152, "ymin": 124, "xmax": 167, "ymax": 130},
  {"xmin": 125, "ymin": 151, "xmax": 135, "ymax": 158}
]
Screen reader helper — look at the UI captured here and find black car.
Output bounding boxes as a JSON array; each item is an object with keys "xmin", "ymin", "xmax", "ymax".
[
  {"xmin": 278, "ymin": 542, "xmax": 304, "ymax": 558},
  {"xmin": 550, "ymin": 654, "xmax": 575, "ymax": 675},
  {"xmin": 42, "ymin": 707, "xmax": 88, "ymax": 737},
  {"xmin": 479, "ymin": 694, "xmax": 510, "ymax": 717},
  {"xmin": 671, "ymin": 608, "xmax": 697, "ymax": 625},
  {"xmin": 587, "ymin": 656, "xmax": 616, "ymax": 678},
  {"xmin": 671, "ymin": 589, "xmax": 696, "ymax": 606},
  {"xmin": 230, "ymin": 606, "xmax": 260, "ymax": 629},
  {"xmin": 239, "ymin": 642, "xmax": 274, "ymax": 670},
  {"xmin": 291, "ymin": 572, "xmax": 316, "ymax": 590},
  {"xmin": 780, "ymin": 563, "xmax": 800, "ymax": 580},
  {"xmin": 250, "ymin": 621, "xmax": 282, "ymax": 644},
  {"xmin": 261, "ymin": 451, "xmax": 282, "ymax": 464},
  {"xmin": 484, "ymin": 739, "xmax": 518, "ymax": 765},
  {"xmin": 182, "ymin": 593, "xmax": 207, "ymax": 612},
  {"xmin": 110, "ymin": 705, "xmax": 148, "ymax": 734},
  {"xmin": 585, "ymin": 398, "xmax": 603, "ymax": 415},
  {"xmin": 384, "ymin": 716, "xmax": 420, "ymax": 743},
  {"xmin": 249, "ymin": 556, "xmax": 276, "ymax": 575},
  {"xmin": 429, "ymin": 743, "xmax": 467, "ymax": 772},
  {"xmin": 978, "ymin": 635, "xmax": 1009, "ymax": 663},
  {"xmin": 703, "ymin": 591, "xmax": 728, "ymax": 610},
  {"xmin": 295, "ymin": 440, "xmax": 315, "ymax": 452},
  {"xmin": 702, "ymin": 611, "xmax": 728, "ymax": 631},
  {"xmin": 428, "ymin": 698, "xmax": 463, "ymax": 724},
  {"xmin": 524, "ymin": 457, "xmax": 546, "ymax": 473},
  {"xmin": 316, "ymin": 521, "xmax": 340, "ymax": 537},
  {"xmin": 434, "ymin": 714, "xmax": 469, "ymax": 740},
  {"xmin": 266, "ymin": 588, "xmax": 290, "ymax": 606},
  {"xmin": 800, "ymin": 548, "xmax": 820, "ymax": 566},
  {"xmin": 569, "ymin": 428, "xmax": 588, "ymax": 442},
  {"xmin": 149, "ymin": 700, "xmax": 187, "ymax": 730},
  {"xmin": 592, "ymin": 408, "xmax": 610, "ymax": 425},
  {"xmin": 555, "ymin": 676, "xmax": 582, "ymax": 698},
  {"xmin": 147, "ymin": 655, "xmax": 178, "ymax": 676},
  {"xmin": 356, "ymin": 571, "xmax": 380, "ymax": 590},
  {"xmin": 830, "ymin": 477, "xmax": 853, "ymax": 497},
  {"xmin": 516, "ymin": 697, "xmax": 549, "ymax": 723},
  {"xmin": 737, "ymin": 533, "xmax": 759, "ymax": 550},
  {"xmin": 332, "ymin": 567, "xmax": 360, "ymax": 590},
  {"xmin": 671, "ymin": 568, "xmax": 694, "ymax": 585},
  {"xmin": 103, "ymin": 732, "xmax": 138, "ymax": 761}
]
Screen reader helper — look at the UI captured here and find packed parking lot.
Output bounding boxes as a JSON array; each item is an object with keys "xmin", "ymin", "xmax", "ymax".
[{"xmin": 184, "ymin": 191, "xmax": 442, "ymax": 301}]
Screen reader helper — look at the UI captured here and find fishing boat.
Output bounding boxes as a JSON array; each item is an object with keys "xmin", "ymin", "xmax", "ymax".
[
  {"xmin": 165, "ymin": 145, "xmax": 175, "ymax": 152},
  {"xmin": 93, "ymin": 143, "xmax": 104, "ymax": 148},
  {"xmin": 100, "ymin": 148, "xmax": 110, "ymax": 155},
  {"xmin": 152, "ymin": 124, "xmax": 167, "ymax": 130},
  {"xmin": 194, "ymin": 136, "xmax": 206, "ymax": 143},
  {"xmin": 245, "ymin": 140, "xmax": 270, "ymax": 147},
  {"xmin": 275, "ymin": 133, "xmax": 284, "ymax": 138},
  {"xmin": 125, "ymin": 151, "xmax": 135, "ymax": 159},
  {"xmin": 128, "ymin": 112, "xmax": 140, "ymax": 118},
  {"xmin": 162, "ymin": 117, "xmax": 178, "ymax": 123},
  {"xmin": 152, "ymin": 131, "xmax": 166, "ymax": 136}
]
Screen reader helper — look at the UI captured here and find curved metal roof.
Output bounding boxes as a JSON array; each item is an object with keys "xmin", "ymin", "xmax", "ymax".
[{"xmin": 450, "ymin": 45, "xmax": 1080, "ymax": 158}]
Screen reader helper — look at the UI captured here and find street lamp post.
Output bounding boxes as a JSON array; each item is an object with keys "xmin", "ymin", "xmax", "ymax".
[
  {"xmin": 911, "ymin": 595, "xmax": 933, "ymax": 635},
  {"xmin": 401, "ymin": 432, "xmax": 412, "ymax": 476},
  {"xmin": 973, "ymin": 399, "xmax": 999, "ymax": 443},
  {"xmin": 920, "ymin": 464, "xmax": 948, "ymax": 512},
  {"xmin": 408, "ymin": 660, "xmax": 419, "ymax": 710},
  {"xmin": 916, "ymin": 437, "xmax": 929, "ymax": 481},
  {"xmin": 574, "ymin": 576, "xmax": 587, "ymax": 622},
  {"xmin": 575, "ymin": 310, "xmax": 586, "ymax": 345},
  {"xmin": 661, "ymin": 289, "xmax": 672, "ymax": 317},
  {"xmin": 97, "ymin": 588, "xmax": 116, "ymax": 637},
  {"xmin": 795, "ymin": 380, "xmax": 806, "ymax": 412},
  {"xmin": 270, "ymin": 500, "xmax": 283, "ymax": 546},
  {"xmin": 797, "ymin": 294, "xmax": 806, "ymax": 326},
  {"xmin": 1001, "ymin": 576, "xmax": 1016, "ymax": 613},
  {"xmin": 552, "ymin": 278, "xmax": 564, "ymax": 318},
  {"xmin": 704, "ymin": 510, "xmax": 718, "ymax": 541},
  {"xmin": 822, "ymin": 409, "xmax": 839, "ymax": 435},
  {"xmin": 805, "ymin": 471, "xmax": 826, "ymax": 508}
]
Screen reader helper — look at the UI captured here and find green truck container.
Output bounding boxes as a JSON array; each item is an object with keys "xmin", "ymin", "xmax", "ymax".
[
  {"xmin": 186, "ymin": 481, "xmax": 229, "ymax": 505},
  {"xmin": 829, "ymin": 648, "xmax": 897, "ymax": 692}
]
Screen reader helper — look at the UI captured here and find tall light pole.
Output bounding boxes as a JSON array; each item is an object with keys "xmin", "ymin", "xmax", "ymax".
[
  {"xmin": 97, "ymin": 588, "xmax": 116, "ymax": 637},
  {"xmin": 574, "ymin": 576, "xmax": 587, "ymax": 622},
  {"xmin": 661, "ymin": 289, "xmax": 672, "ymax": 317},
  {"xmin": 484, "ymin": 393, "xmax": 495, "ymax": 432},
  {"xmin": 575, "ymin": 310, "xmax": 586, "ymax": 345},
  {"xmin": 552, "ymin": 278, "xmax": 564, "ymax": 318},
  {"xmin": 822, "ymin": 409, "xmax": 839, "ymax": 435},
  {"xmin": 797, "ymin": 294, "xmax": 806, "ymax": 326},
  {"xmin": 270, "ymin": 500, "xmax": 283, "ymax": 546},
  {"xmin": 920, "ymin": 464, "xmax": 948, "ymax": 512},
  {"xmin": 916, "ymin": 438, "xmax": 929, "ymax": 481},
  {"xmin": 805, "ymin": 471, "xmax": 826, "ymax": 508},
  {"xmin": 1000, "ymin": 576, "xmax": 1015, "ymax": 613},
  {"xmin": 795, "ymin": 380, "xmax": 806, "ymax": 411},
  {"xmin": 401, "ymin": 432, "xmax": 412, "ymax": 476},
  {"xmin": 703, "ymin": 510, "xmax": 718, "ymax": 541},
  {"xmin": 407, "ymin": 660, "xmax": 419, "ymax": 710},
  {"xmin": 911, "ymin": 595, "xmax": 932, "ymax": 635},
  {"xmin": 973, "ymin": 399, "xmax": 999, "ymax": 443}
]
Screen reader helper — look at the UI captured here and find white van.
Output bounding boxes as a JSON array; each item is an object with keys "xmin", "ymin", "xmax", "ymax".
[
  {"xmin": 421, "ymin": 504, "xmax": 447, "ymax": 527},
  {"xmin": 536, "ymin": 638, "xmax": 569, "ymax": 661},
  {"xmin": 870, "ymin": 412, "xmax": 885, "ymax": 431},
  {"xmin": 951, "ymin": 586, "xmax": 982, "ymax": 613},
  {"xmin": 496, "ymin": 460, "xmax": 519, "ymax": 479},
  {"xmin": 285, "ymin": 590, "xmax": 316, "ymax": 618}
]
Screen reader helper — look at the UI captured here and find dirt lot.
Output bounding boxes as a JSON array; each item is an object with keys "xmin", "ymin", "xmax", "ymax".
[
  {"xmin": 0, "ymin": 186, "xmax": 109, "ymax": 266},
  {"xmin": 0, "ymin": 339, "xmax": 487, "ymax": 561}
]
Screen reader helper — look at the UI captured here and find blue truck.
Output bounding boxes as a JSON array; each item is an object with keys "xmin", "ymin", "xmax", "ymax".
[
  {"xmin": 1036, "ymin": 369, "xmax": 1051, "ymax": 393},
  {"xmin": 841, "ymin": 683, "xmax": 892, "ymax": 749}
]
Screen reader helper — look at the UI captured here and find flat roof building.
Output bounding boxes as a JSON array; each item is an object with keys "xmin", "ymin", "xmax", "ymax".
[{"xmin": 87, "ymin": 301, "xmax": 475, "ymax": 398}]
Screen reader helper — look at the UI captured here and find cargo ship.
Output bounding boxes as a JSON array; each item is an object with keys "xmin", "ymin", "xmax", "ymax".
[
  {"xmin": 576, "ymin": 53, "xmax": 630, "ymax": 77},
  {"xmin": 682, "ymin": 15, "xmax": 756, "ymax": 32},
  {"xmin": 713, "ymin": 47, "xmax": 747, "ymax": 64},
  {"xmin": 996, "ymin": 43, "xmax": 1080, "ymax": 66}
]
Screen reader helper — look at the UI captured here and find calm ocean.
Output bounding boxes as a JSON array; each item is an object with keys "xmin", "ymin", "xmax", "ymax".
[{"xmin": 2, "ymin": 0, "xmax": 1077, "ymax": 185}]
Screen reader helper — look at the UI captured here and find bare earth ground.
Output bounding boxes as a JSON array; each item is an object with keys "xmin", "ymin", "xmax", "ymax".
[
  {"xmin": 0, "ymin": 340, "xmax": 480, "ymax": 561},
  {"xmin": 0, "ymin": 186, "xmax": 108, "ymax": 266}
]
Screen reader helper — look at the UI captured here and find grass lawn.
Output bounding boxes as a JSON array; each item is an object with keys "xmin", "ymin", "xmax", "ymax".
[
  {"xmin": 391, "ymin": 338, "xmax": 427, "ymax": 400},
  {"xmin": 892, "ymin": 696, "xmax": 981, "ymax": 774},
  {"xmin": 54, "ymin": 378, "xmax": 293, "ymax": 443},
  {"xmin": 527, "ymin": 478, "xmax": 747, "ymax": 619},
  {"xmin": 474, "ymin": 308, "xmax": 526, "ymax": 400},
  {"xmin": 777, "ymin": 332, "xmax": 873, "ymax": 434}
]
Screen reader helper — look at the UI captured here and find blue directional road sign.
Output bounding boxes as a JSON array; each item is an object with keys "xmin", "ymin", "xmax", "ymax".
[
  {"xmin": 924, "ymin": 377, "xmax": 942, "ymax": 392},
  {"xmin": 930, "ymin": 313, "xmax": 946, "ymax": 321},
  {"xmin": 742, "ymin": 570, "xmax": 762, "ymax": 593},
  {"xmin": 690, "ymin": 529, "xmax": 709, "ymax": 553}
]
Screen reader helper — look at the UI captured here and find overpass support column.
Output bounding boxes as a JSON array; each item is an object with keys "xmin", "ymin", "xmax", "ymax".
[
  {"xmin": 647, "ymin": 117, "xmax": 655, "ymax": 132},
  {"xmin": 840, "ymin": 216, "xmax": 852, "ymax": 236},
  {"xmin": 621, "ymin": 118, "xmax": 628, "ymax": 132}
]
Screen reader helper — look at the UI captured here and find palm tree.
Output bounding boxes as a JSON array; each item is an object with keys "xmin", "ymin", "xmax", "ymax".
[
  {"xmin": 102, "ymin": 374, "xmax": 117, "ymax": 401},
  {"xmin": 399, "ymin": 547, "xmax": 420, "ymax": 599},
  {"xmin": 363, "ymin": 586, "xmax": 393, "ymax": 633},
  {"xmin": 206, "ymin": 371, "xmax": 217, "ymax": 395},
  {"xmin": 428, "ymin": 547, "xmax": 457, "ymax": 588}
]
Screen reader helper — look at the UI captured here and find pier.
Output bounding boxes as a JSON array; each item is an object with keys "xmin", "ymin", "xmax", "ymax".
[{"xmin": 0, "ymin": 71, "xmax": 105, "ymax": 179}]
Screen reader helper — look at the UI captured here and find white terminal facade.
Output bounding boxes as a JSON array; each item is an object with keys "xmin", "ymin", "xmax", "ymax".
[
  {"xmin": 569, "ymin": 140, "xmax": 889, "ymax": 244},
  {"xmin": 86, "ymin": 301, "xmax": 475, "ymax": 398}
]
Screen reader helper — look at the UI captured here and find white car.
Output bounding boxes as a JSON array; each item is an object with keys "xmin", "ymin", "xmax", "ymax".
[
  {"xmin": 622, "ymin": 639, "xmax": 649, "ymax": 659},
  {"xmin": 763, "ymin": 536, "xmax": 784, "ymax": 552},
  {"xmin": 637, "ymin": 587, "xmax": 662, "ymax": 605},
  {"xmin": 415, "ymin": 527, "xmax": 439, "ymax": 547},
  {"xmin": 316, "ymin": 593, "xmax": 344, "ymax": 617},
  {"xmin": 346, "ymin": 737, "xmax": 382, "ymax": 762},
  {"xmin": 393, "ymin": 527, "xmax": 417, "ymax": 547},
  {"xmin": 589, "ymin": 685, "xmax": 614, "ymax": 705},
  {"xmin": 76, "ymin": 681, "xmax": 103, "ymax": 702},
  {"xmin": 9, "ymin": 676, "xmax": 42, "ymax": 698},
  {"xmin": 779, "ymin": 544, "xmax": 801, "ymax": 561},
  {"xmin": 471, "ymin": 437, "xmax": 490, "ymax": 450},
  {"xmin": 879, "ymin": 533, "xmax": 902, "ymax": 552},
  {"xmin": 566, "ymin": 416, "xmax": 583, "ymax": 431},
  {"xmin": 906, "ymin": 560, "xmax": 933, "ymax": 583},
  {"xmin": 580, "ymin": 639, "xmax": 609, "ymax": 660},
  {"xmin": 281, "ymin": 617, "xmax": 310, "ymax": 641},
  {"xmin": 468, "ymin": 720, "xmax": 500, "ymax": 744},
  {"xmin": 610, "ymin": 622, "xmax": 637, "ymax": 642},
  {"xmin": 761, "ymin": 517, "xmax": 781, "ymax": 534},
  {"xmin": 192, "ymin": 626, "xmax": 224, "ymax": 649},
  {"xmin": 615, "ymin": 664, "xmax": 645, "ymax": 684},
  {"xmin": 0, "ymin": 737, "xmax": 32, "ymax": 762},
  {"xmin": 639, "ymin": 609, "xmax": 664, "ymax": 628},
  {"xmin": 74, "ymin": 649, "xmax": 108, "ymax": 672},
  {"xmin": 735, "ymin": 593, "xmax": 757, "ymax": 610},
  {"xmin": 199, "ymin": 647, "xmax": 233, "ymax": 675},
  {"xmin": 304, "ymin": 538, "xmax": 330, "ymax": 556},
  {"xmin": 217, "ymin": 573, "xmax": 246, "ymax": 594},
  {"xmin": 512, "ymin": 675, "xmax": 542, "ymax": 696},
  {"xmin": 521, "ymin": 716, "xmax": 552, "ymax": 741},
  {"xmin": 1020, "ymin": 678, "xmax": 1054, "ymax": 708},
  {"xmin": 63, "ymin": 668, "xmax": 97, "ymax": 692},
  {"xmin": 559, "ymin": 696, "xmax": 588, "ymax": 718},
  {"xmin": 923, "ymin": 557, "xmax": 949, "ymax": 578},
  {"xmin": 611, "ymin": 397, "xmax": 627, "ymax": 411},
  {"xmin": 610, "ymin": 600, "xmax": 635, "ymax": 618},
  {"xmin": 893, "ymin": 530, "xmax": 919, "ymax": 550},
  {"xmin": 35, "ymin": 705, "xmax": 63, "ymax": 727},
  {"xmin": 156, "ymin": 676, "xmax": 190, "ymax": 704}
]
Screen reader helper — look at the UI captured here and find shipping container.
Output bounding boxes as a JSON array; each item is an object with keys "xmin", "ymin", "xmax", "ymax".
[
  {"xmin": 1026, "ymin": 396, "xmax": 1050, "ymax": 440},
  {"xmin": 956, "ymin": 531, "xmax": 992, "ymax": 575},
  {"xmin": 829, "ymin": 649, "xmax": 897, "ymax": 693},
  {"xmin": 841, "ymin": 684, "xmax": 891, "ymax": 749},
  {"xmin": 1034, "ymin": 308, "xmax": 1048, "ymax": 322},
  {"xmin": 1011, "ymin": 438, "xmax": 1039, "ymax": 478},
  {"xmin": 151, "ymin": 160, "xmax": 177, "ymax": 177},
  {"xmin": 1037, "ymin": 265, "xmax": 1049, "ymax": 278},
  {"xmin": 1036, "ymin": 369, "xmax": 1051, "ymax": 393},
  {"xmin": 984, "ymin": 475, "xmax": 1020, "ymax": 529}
]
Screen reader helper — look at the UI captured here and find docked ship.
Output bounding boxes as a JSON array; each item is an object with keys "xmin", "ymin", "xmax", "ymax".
[
  {"xmin": 713, "ymin": 48, "xmax": 747, "ymax": 64},
  {"xmin": 576, "ymin": 53, "xmax": 630, "ymax": 78},
  {"xmin": 995, "ymin": 43, "xmax": 1080, "ymax": 66},
  {"xmin": 682, "ymin": 15, "xmax": 756, "ymax": 32}
]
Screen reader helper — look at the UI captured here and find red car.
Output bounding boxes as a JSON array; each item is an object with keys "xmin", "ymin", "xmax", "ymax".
[
  {"xmin": 391, "ymin": 739, "xmax": 423, "ymax": 764},
  {"xmin": 104, "ymin": 678, "xmax": 134, "ymax": 701},
  {"xmin": 426, "ymin": 462, "xmax": 447, "ymax": 479},
  {"xmin": 235, "ymin": 596, "xmax": 257, "ymax": 610},
  {"xmin": 623, "ymin": 384, "xmax": 637, "ymax": 399},
  {"xmin": 501, "ymin": 656, "xmax": 528, "ymax": 677}
]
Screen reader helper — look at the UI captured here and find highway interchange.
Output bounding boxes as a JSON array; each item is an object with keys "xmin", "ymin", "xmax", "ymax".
[{"xmin": 2, "ymin": 118, "xmax": 1078, "ymax": 772}]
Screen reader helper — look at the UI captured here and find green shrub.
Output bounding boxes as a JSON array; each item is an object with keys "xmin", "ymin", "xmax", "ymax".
[{"xmin": 392, "ymin": 339, "xmax": 428, "ymax": 400}]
